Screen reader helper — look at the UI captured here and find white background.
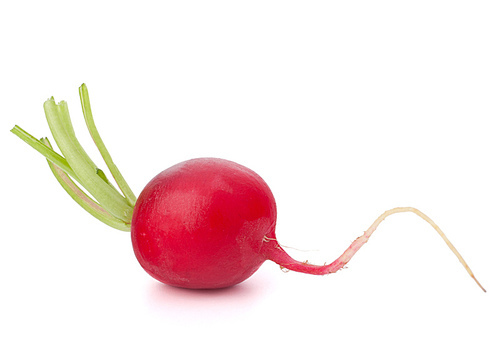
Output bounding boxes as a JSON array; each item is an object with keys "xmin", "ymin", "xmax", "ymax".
[{"xmin": 1, "ymin": 1, "xmax": 499, "ymax": 357}]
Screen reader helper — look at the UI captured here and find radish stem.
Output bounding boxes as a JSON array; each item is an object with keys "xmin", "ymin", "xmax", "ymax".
[
  {"xmin": 79, "ymin": 84, "xmax": 136, "ymax": 207},
  {"xmin": 11, "ymin": 125, "xmax": 80, "ymax": 183},
  {"xmin": 12, "ymin": 85, "xmax": 136, "ymax": 226},
  {"xmin": 43, "ymin": 98, "xmax": 134, "ymax": 223},
  {"xmin": 42, "ymin": 138, "xmax": 131, "ymax": 231}
]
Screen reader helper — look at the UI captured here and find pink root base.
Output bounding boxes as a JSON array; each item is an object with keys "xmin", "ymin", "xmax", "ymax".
[{"xmin": 263, "ymin": 233, "xmax": 369, "ymax": 275}]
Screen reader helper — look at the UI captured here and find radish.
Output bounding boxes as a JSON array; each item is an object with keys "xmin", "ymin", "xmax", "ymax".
[{"xmin": 11, "ymin": 84, "xmax": 485, "ymax": 291}]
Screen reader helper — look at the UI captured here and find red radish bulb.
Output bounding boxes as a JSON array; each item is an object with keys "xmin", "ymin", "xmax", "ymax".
[
  {"xmin": 11, "ymin": 84, "xmax": 486, "ymax": 292},
  {"xmin": 131, "ymin": 158, "xmax": 277, "ymax": 289}
]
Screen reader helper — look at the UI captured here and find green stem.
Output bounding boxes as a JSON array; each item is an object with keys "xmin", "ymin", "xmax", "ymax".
[
  {"xmin": 12, "ymin": 84, "xmax": 137, "ymax": 230},
  {"xmin": 79, "ymin": 84, "xmax": 137, "ymax": 206},
  {"xmin": 42, "ymin": 138, "xmax": 131, "ymax": 231},
  {"xmin": 44, "ymin": 97, "xmax": 133, "ymax": 223},
  {"xmin": 11, "ymin": 125, "xmax": 81, "ymax": 184}
]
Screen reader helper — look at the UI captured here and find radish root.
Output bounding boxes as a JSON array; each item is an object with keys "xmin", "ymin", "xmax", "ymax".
[{"xmin": 265, "ymin": 207, "xmax": 486, "ymax": 292}]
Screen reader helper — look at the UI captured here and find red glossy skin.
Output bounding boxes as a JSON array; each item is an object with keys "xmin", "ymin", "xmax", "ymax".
[{"xmin": 131, "ymin": 158, "xmax": 277, "ymax": 289}]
